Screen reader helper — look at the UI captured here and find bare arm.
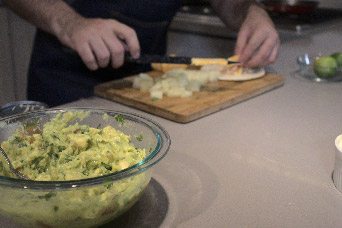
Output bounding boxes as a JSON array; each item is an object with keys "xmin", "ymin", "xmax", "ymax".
[
  {"xmin": 210, "ymin": 0, "xmax": 255, "ymax": 31},
  {"xmin": 2, "ymin": 0, "xmax": 140, "ymax": 70},
  {"xmin": 2, "ymin": 0, "xmax": 79, "ymax": 36},
  {"xmin": 210, "ymin": 0, "xmax": 280, "ymax": 67}
]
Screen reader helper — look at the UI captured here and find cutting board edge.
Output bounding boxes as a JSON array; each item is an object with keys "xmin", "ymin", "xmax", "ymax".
[{"xmin": 94, "ymin": 89, "xmax": 190, "ymax": 122}]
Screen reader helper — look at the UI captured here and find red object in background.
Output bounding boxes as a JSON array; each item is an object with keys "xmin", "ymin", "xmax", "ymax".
[{"xmin": 260, "ymin": 0, "xmax": 319, "ymax": 14}]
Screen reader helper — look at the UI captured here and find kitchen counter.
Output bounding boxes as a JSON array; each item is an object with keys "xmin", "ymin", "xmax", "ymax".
[{"xmin": 2, "ymin": 20, "xmax": 342, "ymax": 228}]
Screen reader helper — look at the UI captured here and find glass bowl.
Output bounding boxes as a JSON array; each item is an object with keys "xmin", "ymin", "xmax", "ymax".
[
  {"xmin": 0, "ymin": 108, "xmax": 170, "ymax": 228},
  {"xmin": 295, "ymin": 53, "xmax": 342, "ymax": 82},
  {"xmin": 0, "ymin": 101, "xmax": 48, "ymax": 118}
]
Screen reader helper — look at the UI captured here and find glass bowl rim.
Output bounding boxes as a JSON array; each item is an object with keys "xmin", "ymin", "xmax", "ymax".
[
  {"xmin": 0, "ymin": 108, "xmax": 171, "ymax": 190},
  {"xmin": 297, "ymin": 53, "xmax": 341, "ymax": 68}
]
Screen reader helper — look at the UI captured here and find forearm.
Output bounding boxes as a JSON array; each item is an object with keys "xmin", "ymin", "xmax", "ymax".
[
  {"xmin": 210, "ymin": 0, "xmax": 262, "ymax": 31},
  {"xmin": 4, "ymin": 0, "xmax": 141, "ymax": 70},
  {"xmin": 2, "ymin": 0, "xmax": 83, "ymax": 37}
]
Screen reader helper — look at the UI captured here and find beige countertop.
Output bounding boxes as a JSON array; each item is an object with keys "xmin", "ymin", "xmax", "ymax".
[{"xmin": 1, "ymin": 20, "xmax": 342, "ymax": 228}]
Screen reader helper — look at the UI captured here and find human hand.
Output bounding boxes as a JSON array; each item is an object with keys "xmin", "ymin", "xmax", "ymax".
[
  {"xmin": 57, "ymin": 17, "xmax": 140, "ymax": 70},
  {"xmin": 234, "ymin": 4, "xmax": 280, "ymax": 68}
]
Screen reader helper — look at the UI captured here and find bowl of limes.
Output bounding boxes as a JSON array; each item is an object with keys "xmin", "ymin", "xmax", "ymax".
[{"xmin": 296, "ymin": 52, "xmax": 342, "ymax": 82}]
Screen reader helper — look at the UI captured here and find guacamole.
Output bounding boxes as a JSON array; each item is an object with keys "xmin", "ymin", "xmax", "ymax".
[
  {"xmin": 0, "ymin": 111, "xmax": 146, "ymax": 181},
  {"xmin": 0, "ymin": 111, "xmax": 151, "ymax": 228}
]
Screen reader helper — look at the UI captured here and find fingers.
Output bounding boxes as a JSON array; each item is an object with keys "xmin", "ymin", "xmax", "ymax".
[
  {"xmin": 234, "ymin": 27, "xmax": 250, "ymax": 57},
  {"xmin": 102, "ymin": 35, "xmax": 125, "ymax": 68},
  {"xmin": 61, "ymin": 18, "xmax": 140, "ymax": 70},
  {"xmin": 233, "ymin": 4, "xmax": 280, "ymax": 68},
  {"xmin": 244, "ymin": 32, "xmax": 279, "ymax": 67},
  {"xmin": 269, "ymin": 43, "xmax": 279, "ymax": 63},
  {"xmin": 236, "ymin": 26, "xmax": 280, "ymax": 67},
  {"xmin": 75, "ymin": 42, "xmax": 98, "ymax": 71},
  {"xmin": 238, "ymin": 29, "xmax": 266, "ymax": 65},
  {"xmin": 75, "ymin": 36, "xmax": 113, "ymax": 71},
  {"xmin": 89, "ymin": 37, "xmax": 111, "ymax": 68},
  {"xmin": 115, "ymin": 25, "xmax": 140, "ymax": 59}
]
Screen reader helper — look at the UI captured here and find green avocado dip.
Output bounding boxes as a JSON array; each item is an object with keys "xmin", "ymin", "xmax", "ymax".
[
  {"xmin": 0, "ymin": 111, "xmax": 146, "ymax": 181},
  {"xmin": 0, "ymin": 111, "xmax": 152, "ymax": 228}
]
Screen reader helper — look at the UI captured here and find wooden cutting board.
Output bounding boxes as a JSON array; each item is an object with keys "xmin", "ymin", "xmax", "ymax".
[{"xmin": 94, "ymin": 71, "xmax": 285, "ymax": 123}]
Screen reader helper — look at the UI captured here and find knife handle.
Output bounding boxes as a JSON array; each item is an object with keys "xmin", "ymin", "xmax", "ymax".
[{"xmin": 125, "ymin": 53, "xmax": 192, "ymax": 64}]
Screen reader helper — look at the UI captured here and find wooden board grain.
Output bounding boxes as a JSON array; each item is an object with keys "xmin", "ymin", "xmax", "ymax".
[{"xmin": 94, "ymin": 71, "xmax": 285, "ymax": 123}]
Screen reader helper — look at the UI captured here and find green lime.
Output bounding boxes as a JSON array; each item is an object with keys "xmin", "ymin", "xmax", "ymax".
[
  {"xmin": 331, "ymin": 52, "xmax": 342, "ymax": 67},
  {"xmin": 314, "ymin": 56, "xmax": 337, "ymax": 78}
]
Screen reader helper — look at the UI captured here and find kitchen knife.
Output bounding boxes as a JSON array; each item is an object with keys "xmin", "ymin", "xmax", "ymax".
[
  {"xmin": 62, "ymin": 46, "xmax": 239, "ymax": 66},
  {"xmin": 125, "ymin": 53, "xmax": 240, "ymax": 66}
]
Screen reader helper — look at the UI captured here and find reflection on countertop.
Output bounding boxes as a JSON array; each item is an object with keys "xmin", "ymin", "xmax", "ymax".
[{"xmin": 100, "ymin": 178, "xmax": 169, "ymax": 228}]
